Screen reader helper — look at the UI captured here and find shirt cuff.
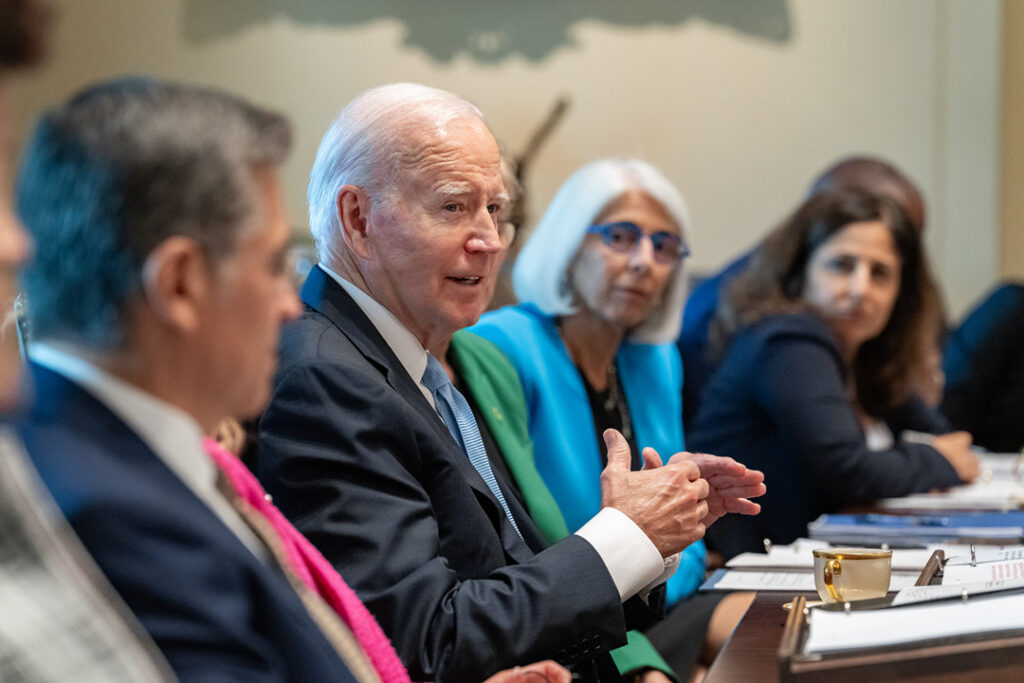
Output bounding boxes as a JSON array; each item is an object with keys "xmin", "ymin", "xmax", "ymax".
[
  {"xmin": 643, "ymin": 552, "xmax": 680, "ymax": 595},
  {"xmin": 574, "ymin": 507, "xmax": 674, "ymax": 601}
]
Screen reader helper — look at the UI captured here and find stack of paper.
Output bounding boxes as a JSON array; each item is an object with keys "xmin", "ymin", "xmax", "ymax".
[
  {"xmin": 803, "ymin": 544, "xmax": 1024, "ymax": 654},
  {"xmin": 942, "ymin": 546, "xmax": 1024, "ymax": 585},
  {"xmin": 805, "ymin": 587, "xmax": 1024, "ymax": 654},
  {"xmin": 699, "ymin": 540, "xmax": 928, "ymax": 592},
  {"xmin": 703, "ymin": 569, "xmax": 921, "ymax": 593},
  {"xmin": 878, "ymin": 453, "xmax": 1024, "ymax": 512},
  {"xmin": 726, "ymin": 542, "xmax": 935, "ymax": 572}
]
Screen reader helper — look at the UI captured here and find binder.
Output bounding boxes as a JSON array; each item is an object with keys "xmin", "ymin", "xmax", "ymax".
[
  {"xmin": 807, "ymin": 512, "xmax": 1024, "ymax": 547},
  {"xmin": 777, "ymin": 550, "xmax": 1024, "ymax": 681}
]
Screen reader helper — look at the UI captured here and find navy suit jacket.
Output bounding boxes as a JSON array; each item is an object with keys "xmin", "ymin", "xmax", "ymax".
[
  {"xmin": 677, "ymin": 249, "xmax": 753, "ymax": 432},
  {"xmin": 12, "ymin": 361, "xmax": 359, "ymax": 683},
  {"xmin": 942, "ymin": 282, "xmax": 1024, "ymax": 452},
  {"xmin": 256, "ymin": 267, "xmax": 654, "ymax": 683},
  {"xmin": 691, "ymin": 313, "xmax": 961, "ymax": 559}
]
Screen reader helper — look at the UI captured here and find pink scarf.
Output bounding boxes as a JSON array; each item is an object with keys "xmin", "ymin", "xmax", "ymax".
[{"xmin": 203, "ymin": 438, "xmax": 411, "ymax": 683}]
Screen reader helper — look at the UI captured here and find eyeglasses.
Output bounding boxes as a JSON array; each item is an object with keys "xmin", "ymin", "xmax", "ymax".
[
  {"xmin": 498, "ymin": 220, "xmax": 517, "ymax": 248},
  {"xmin": 586, "ymin": 221, "xmax": 690, "ymax": 264}
]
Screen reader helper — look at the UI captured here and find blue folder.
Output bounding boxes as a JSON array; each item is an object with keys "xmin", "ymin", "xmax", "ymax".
[{"xmin": 808, "ymin": 512, "xmax": 1024, "ymax": 546}]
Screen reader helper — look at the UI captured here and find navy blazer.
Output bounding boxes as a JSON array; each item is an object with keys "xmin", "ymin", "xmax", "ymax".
[
  {"xmin": 677, "ymin": 249, "xmax": 754, "ymax": 432},
  {"xmin": 942, "ymin": 282, "xmax": 1024, "ymax": 452},
  {"xmin": 12, "ymin": 362, "xmax": 358, "ymax": 683},
  {"xmin": 691, "ymin": 313, "xmax": 961, "ymax": 559},
  {"xmin": 257, "ymin": 267, "xmax": 652, "ymax": 683}
]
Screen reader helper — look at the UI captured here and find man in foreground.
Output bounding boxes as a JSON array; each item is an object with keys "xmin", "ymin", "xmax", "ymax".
[{"xmin": 11, "ymin": 76, "xmax": 375, "ymax": 681}]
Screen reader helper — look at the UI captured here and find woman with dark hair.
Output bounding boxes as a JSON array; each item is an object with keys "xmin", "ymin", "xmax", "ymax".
[{"xmin": 693, "ymin": 188, "xmax": 979, "ymax": 559}]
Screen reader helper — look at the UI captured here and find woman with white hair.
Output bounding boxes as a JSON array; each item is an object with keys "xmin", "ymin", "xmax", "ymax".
[{"xmin": 473, "ymin": 158, "xmax": 749, "ymax": 681}]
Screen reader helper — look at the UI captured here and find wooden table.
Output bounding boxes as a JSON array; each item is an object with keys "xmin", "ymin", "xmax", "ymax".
[
  {"xmin": 704, "ymin": 591, "xmax": 1024, "ymax": 682},
  {"xmin": 704, "ymin": 591, "xmax": 798, "ymax": 683}
]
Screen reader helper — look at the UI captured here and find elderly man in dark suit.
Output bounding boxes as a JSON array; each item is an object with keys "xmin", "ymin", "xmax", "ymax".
[
  {"xmin": 257, "ymin": 82, "xmax": 766, "ymax": 683},
  {"xmin": 9, "ymin": 77, "xmax": 379, "ymax": 681}
]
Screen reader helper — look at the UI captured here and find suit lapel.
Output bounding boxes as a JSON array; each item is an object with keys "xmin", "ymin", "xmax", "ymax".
[
  {"xmin": 27, "ymin": 363, "xmax": 179, "ymax": 477},
  {"xmin": 24, "ymin": 362, "xmax": 377, "ymax": 679},
  {"xmin": 299, "ymin": 268, "xmax": 533, "ymax": 560},
  {"xmin": 25, "ymin": 362, "xmax": 271, "ymax": 571},
  {"xmin": 300, "ymin": 268, "xmax": 456, "ymax": 444}
]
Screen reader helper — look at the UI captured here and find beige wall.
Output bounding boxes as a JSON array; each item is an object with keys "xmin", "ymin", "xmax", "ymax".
[
  {"xmin": 9, "ymin": 0, "xmax": 1004, "ymax": 316},
  {"xmin": 1003, "ymin": 0, "xmax": 1024, "ymax": 280}
]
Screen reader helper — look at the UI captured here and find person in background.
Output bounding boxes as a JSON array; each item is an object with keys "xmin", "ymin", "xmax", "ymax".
[
  {"xmin": 429, "ymin": 161, "xmax": 574, "ymax": 549},
  {"xmin": 692, "ymin": 189, "xmax": 979, "ymax": 559},
  {"xmin": 678, "ymin": 156, "xmax": 946, "ymax": 430},
  {"xmin": 942, "ymin": 281, "xmax": 1024, "ymax": 453},
  {"xmin": 257, "ymin": 82, "xmax": 766, "ymax": 683},
  {"xmin": 472, "ymin": 158, "xmax": 761, "ymax": 681},
  {"xmin": 432, "ymin": 162, "xmax": 676, "ymax": 681}
]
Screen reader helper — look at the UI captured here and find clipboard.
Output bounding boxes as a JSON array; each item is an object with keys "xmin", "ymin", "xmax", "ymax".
[{"xmin": 777, "ymin": 550, "xmax": 1024, "ymax": 681}]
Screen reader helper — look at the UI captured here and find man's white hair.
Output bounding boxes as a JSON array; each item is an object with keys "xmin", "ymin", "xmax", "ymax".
[
  {"xmin": 512, "ymin": 158, "xmax": 692, "ymax": 345},
  {"xmin": 307, "ymin": 82, "xmax": 483, "ymax": 265}
]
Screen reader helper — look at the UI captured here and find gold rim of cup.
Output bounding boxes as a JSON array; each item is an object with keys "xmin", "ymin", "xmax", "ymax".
[{"xmin": 812, "ymin": 547, "xmax": 892, "ymax": 560}]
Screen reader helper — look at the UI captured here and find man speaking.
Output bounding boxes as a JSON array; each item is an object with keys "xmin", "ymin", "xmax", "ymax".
[{"xmin": 257, "ymin": 82, "xmax": 765, "ymax": 683}]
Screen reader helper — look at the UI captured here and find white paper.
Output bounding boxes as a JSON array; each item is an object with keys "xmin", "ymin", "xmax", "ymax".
[
  {"xmin": 944, "ymin": 545, "xmax": 1024, "ymax": 566},
  {"xmin": 943, "ymin": 558, "xmax": 1024, "ymax": 584},
  {"xmin": 888, "ymin": 548, "xmax": 942, "ymax": 571},
  {"xmin": 804, "ymin": 591, "xmax": 1024, "ymax": 654},
  {"xmin": 706, "ymin": 569, "xmax": 920, "ymax": 592},
  {"xmin": 877, "ymin": 454, "xmax": 1024, "ymax": 511},
  {"xmin": 893, "ymin": 578, "xmax": 1024, "ymax": 606},
  {"xmin": 977, "ymin": 453, "xmax": 1024, "ymax": 476},
  {"xmin": 726, "ymin": 541, "xmax": 935, "ymax": 572},
  {"xmin": 711, "ymin": 570, "xmax": 816, "ymax": 591},
  {"xmin": 725, "ymin": 539, "xmax": 819, "ymax": 570}
]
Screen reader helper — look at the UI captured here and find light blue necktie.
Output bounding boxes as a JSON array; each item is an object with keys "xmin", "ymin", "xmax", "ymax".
[{"xmin": 421, "ymin": 354, "xmax": 522, "ymax": 538}]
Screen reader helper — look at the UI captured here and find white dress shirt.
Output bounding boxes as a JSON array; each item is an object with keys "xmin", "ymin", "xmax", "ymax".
[
  {"xmin": 28, "ymin": 343, "xmax": 267, "ymax": 561},
  {"xmin": 319, "ymin": 265, "xmax": 677, "ymax": 601}
]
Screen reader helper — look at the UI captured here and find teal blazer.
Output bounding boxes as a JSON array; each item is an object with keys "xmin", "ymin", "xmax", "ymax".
[
  {"xmin": 449, "ymin": 330, "xmax": 676, "ymax": 680},
  {"xmin": 471, "ymin": 304, "xmax": 707, "ymax": 605}
]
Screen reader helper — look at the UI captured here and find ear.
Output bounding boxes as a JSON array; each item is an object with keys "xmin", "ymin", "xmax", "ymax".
[
  {"xmin": 337, "ymin": 184, "xmax": 375, "ymax": 260},
  {"xmin": 139, "ymin": 236, "xmax": 211, "ymax": 335}
]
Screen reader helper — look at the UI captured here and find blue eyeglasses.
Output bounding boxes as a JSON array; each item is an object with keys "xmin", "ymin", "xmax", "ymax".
[{"xmin": 586, "ymin": 221, "xmax": 690, "ymax": 264}]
